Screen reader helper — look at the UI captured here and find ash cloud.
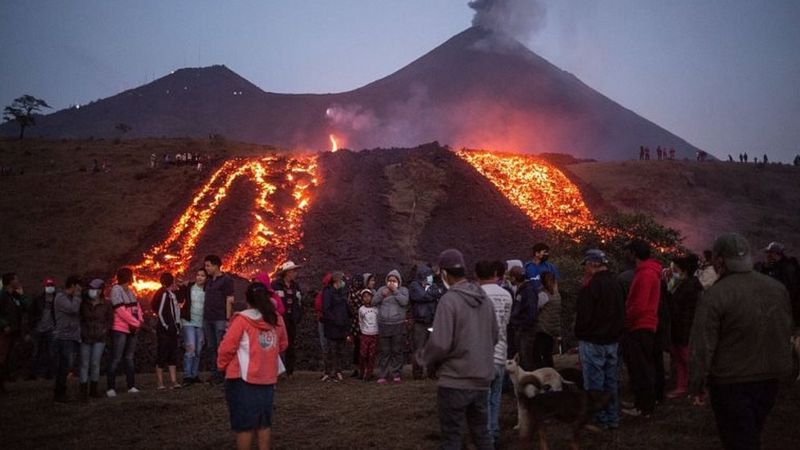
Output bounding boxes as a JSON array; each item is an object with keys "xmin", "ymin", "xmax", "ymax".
[{"xmin": 468, "ymin": 0, "xmax": 547, "ymax": 43}]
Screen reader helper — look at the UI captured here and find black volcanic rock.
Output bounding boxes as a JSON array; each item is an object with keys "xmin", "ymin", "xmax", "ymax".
[{"xmin": 1, "ymin": 28, "xmax": 702, "ymax": 160}]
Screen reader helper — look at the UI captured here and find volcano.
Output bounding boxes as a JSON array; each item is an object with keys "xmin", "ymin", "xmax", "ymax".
[{"xmin": 1, "ymin": 27, "xmax": 702, "ymax": 160}]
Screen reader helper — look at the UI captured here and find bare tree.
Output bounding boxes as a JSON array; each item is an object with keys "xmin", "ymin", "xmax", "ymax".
[{"xmin": 3, "ymin": 95, "xmax": 51, "ymax": 140}]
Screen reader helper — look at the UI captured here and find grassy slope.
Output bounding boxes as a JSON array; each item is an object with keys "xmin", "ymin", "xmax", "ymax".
[{"xmin": 568, "ymin": 159, "xmax": 800, "ymax": 254}]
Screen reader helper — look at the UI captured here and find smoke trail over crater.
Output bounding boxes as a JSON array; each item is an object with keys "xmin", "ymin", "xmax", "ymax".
[{"xmin": 468, "ymin": 0, "xmax": 547, "ymax": 42}]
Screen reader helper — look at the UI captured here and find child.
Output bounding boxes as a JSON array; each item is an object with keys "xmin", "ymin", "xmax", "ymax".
[
  {"xmin": 358, "ymin": 289, "xmax": 379, "ymax": 382},
  {"xmin": 153, "ymin": 272, "xmax": 181, "ymax": 390}
]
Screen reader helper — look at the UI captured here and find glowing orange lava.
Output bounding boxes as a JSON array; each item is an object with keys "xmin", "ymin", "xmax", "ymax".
[
  {"xmin": 457, "ymin": 150, "xmax": 597, "ymax": 239},
  {"xmin": 132, "ymin": 154, "xmax": 318, "ymax": 293},
  {"xmin": 329, "ymin": 134, "xmax": 338, "ymax": 152}
]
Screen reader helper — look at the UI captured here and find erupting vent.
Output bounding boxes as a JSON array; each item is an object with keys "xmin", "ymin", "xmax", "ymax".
[
  {"xmin": 457, "ymin": 150, "xmax": 597, "ymax": 238},
  {"xmin": 133, "ymin": 154, "xmax": 318, "ymax": 292}
]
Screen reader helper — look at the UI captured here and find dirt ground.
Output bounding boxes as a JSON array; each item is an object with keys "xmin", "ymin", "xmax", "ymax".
[{"xmin": 2, "ymin": 357, "xmax": 799, "ymax": 450}]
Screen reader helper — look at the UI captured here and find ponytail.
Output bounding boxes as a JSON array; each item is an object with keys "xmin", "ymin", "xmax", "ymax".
[{"xmin": 246, "ymin": 282, "xmax": 277, "ymax": 326}]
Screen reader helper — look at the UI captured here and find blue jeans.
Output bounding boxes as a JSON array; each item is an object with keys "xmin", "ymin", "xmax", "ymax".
[
  {"xmin": 438, "ymin": 386, "xmax": 493, "ymax": 450},
  {"xmin": 54, "ymin": 339, "xmax": 78, "ymax": 396},
  {"xmin": 204, "ymin": 320, "xmax": 227, "ymax": 380},
  {"xmin": 79, "ymin": 341, "xmax": 106, "ymax": 383},
  {"xmin": 183, "ymin": 325, "xmax": 205, "ymax": 379},
  {"xmin": 487, "ymin": 363, "xmax": 505, "ymax": 442},
  {"xmin": 107, "ymin": 331, "xmax": 138, "ymax": 391},
  {"xmin": 579, "ymin": 341, "xmax": 619, "ymax": 426}
]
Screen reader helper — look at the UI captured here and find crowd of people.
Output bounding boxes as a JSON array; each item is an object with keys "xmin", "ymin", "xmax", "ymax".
[
  {"xmin": 638, "ymin": 145, "xmax": 677, "ymax": 161},
  {"xmin": 1, "ymin": 237, "xmax": 798, "ymax": 450}
]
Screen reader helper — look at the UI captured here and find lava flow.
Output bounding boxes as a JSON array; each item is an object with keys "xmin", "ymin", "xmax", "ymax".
[
  {"xmin": 329, "ymin": 134, "xmax": 339, "ymax": 152},
  {"xmin": 457, "ymin": 150, "xmax": 597, "ymax": 239},
  {"xmin": 132, "ymin": 154, "xmax": 318, "ymax": 293}
]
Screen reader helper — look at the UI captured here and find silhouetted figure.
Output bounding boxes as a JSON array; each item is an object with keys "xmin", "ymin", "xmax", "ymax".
[
  {"xmin": 763, "ymin": 154, "xmax": 768, "ymax": 164},
  {"xmin": 728, "ymin": 155, "xmax": 733, "ymax": 162},
  {"xmin": 669, "ymin": 147, "xmax": 675, "ymax": 160},
  {"xmin": 639, "ymin": 146, "xmax": 645, "ymax": 160},
  {"xmin": 645, "ymin": 148, "xmax": 651, "ymax": 160},
  {"xmin": 744, "ymin": 152, "xmax": 749, "ymax": 163},
  {"xmin": 657, "ymin": 147, "xmax": 663, "ymax": 160}
]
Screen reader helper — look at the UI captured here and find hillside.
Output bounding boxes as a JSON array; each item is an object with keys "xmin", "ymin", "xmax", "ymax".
[{"xmin": 1, "ymin": 27, "xmax": 702, "ymax": 160}]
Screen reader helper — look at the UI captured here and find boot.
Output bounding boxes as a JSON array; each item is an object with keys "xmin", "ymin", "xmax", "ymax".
[
  {"xmin": 89, "ymin": 381, "xmax": 102, "ymax": 398},
  {"xmin": 79, "ymin": 383, "xmax": 88, "ymax": 403}
]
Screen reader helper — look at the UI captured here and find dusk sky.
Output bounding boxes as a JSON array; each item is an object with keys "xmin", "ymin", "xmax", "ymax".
[{"xmin": 1, "ymin": 1, "xmax": 798, "ymax": 161}]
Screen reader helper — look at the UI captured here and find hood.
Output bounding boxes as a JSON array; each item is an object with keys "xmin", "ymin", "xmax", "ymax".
[
  {"xmin": 237, "ymin": 308, "xmax": 272, "ymax": 330},
  {"xmin": 321, "ymin": 272, "xmax": 333, "ymax": 286},
  {"xmin": 253, "ymin": 272, "xmax": 273, "ymax": 290},
  {"xmin": 447, "ymin": 280, "xmax": 487, "ymax": 308},
  {"xmin": 386, "ymin": 269, "xmax": 403, "ymax": 285},
  {"xmin": 362, "ymin": 273, "xmax": 375, "ymax": 287},
  {"xmin": 415, "ymin": 266, "xmax": 433, "ymax": 281},
  {"xmin": 637, "ymin": 258, "xmax": 663, "ymax": 276}
]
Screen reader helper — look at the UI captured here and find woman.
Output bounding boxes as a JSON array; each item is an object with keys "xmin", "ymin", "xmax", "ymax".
[
  {"xmin": 79, "ymin": 278, "xmax": 113, "ymax": 401},
  {"xmin": 322, "ymin": 271, "xmax": 350, "ymax": 381},
  {"xmin": 180, "ymin": 268, "xmax": 207, "ymax": 385},
  {"xmin": 218, "ymin": 282, "xmax": 288, "ymax": 450},
  {"xmin": 532, "ymin": 272, "xmax": 561, "ymax": 369},
  {"xmin": 153, "ymin": 272, "xmax": 181, "ymax": 390},
  {"xmin": 269, "ymin": 262, "xmax": 302, "ymax": 376},
  {"xmin": 372, "ymin": 270, "xmax": 409, "ymax": 383},
  {"xmin": 666, "ymin": 254, "xmax": 703, "ymax": 399},
  {"xmin": 106, "ymin": 267, "xmax": 143, "ymax": 397}
]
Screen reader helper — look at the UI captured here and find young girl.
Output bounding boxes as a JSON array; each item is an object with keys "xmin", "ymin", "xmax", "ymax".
[
  {"xmin": 106, "ymin": 267, "xmax": 143, "ymax": 397},
  {"xmin": 154, "ymin": 272, "xmax": 181, "ymax": 390},
  {"xmin": 79, "ymin": 278, "xmax": 113, "ymax": 400},
  {"xmin": 218, "ymin": 282, "xmax": 288, "ymax": 450},
  {"xmin": 358, "ymin": 289, "xmax": 379, "ymax": 381}
]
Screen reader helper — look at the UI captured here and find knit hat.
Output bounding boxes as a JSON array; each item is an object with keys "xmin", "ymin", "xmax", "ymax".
[
  {"xmin": 582, "ymin": 249, "xmax": 609, "ymax": 265},
  {"xmin": 713, "ymin": 233, "xmax": 753, "ymax": 273},
  {"xmin": 438, "ymin": 248, "xmax": 465, "ymax": 270}
]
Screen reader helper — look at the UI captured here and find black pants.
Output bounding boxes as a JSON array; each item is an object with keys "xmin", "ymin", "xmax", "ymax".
[
  {"xmin": 709, "ymin": 380, "xmax": 779, "ymax": 450},
  {"xmin": 285, "ymin": 319, "xmax": 297, "ymax": 375},
  {"xmin": 532, "ymin": 332, "xmax": 555, "ymax": 369},
  {"xmin": 54, "ymin": 339, "xmax": 78, "ymax": 397},
  {"xmin": 325, "ymin": 338, "xmax": 345, "ymax": 376},
  {"xmin": 515, "ymin": 329, "xmax": 537, "ymax": 371},
  {"xmin": 352, "ymin": 332, "xmax": 360, "ymax": 367},
  {"xmin": 623, "ymin": 329, "xmax": 656, "ymax": 413},
  {"xmin": 437, "ymin": 387, "xmax": 493, "ymax": 450}
]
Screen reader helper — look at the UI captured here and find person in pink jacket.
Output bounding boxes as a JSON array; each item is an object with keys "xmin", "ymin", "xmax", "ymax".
[
  {"xmin": 218, "ymin": 282, "xmax": 288, "ymax": 450},
  {"xmin": 106, "ymin": 267, "xmax": 143, "ymax": 397}
]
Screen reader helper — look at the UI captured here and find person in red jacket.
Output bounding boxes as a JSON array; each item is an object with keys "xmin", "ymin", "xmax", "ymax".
[
  {"xmin": 621, "ymin": 239, "xmax": 662, "ymax": 417},
  {"xmin": 218, "ymin": 282, "xmax": 288, "ymax": 450}
]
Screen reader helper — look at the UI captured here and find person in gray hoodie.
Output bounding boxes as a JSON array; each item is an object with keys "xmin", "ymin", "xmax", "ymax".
[
  {"xmin": 372, "ymin": 269, "xmax": 409, "ymax": 383},
  {"xmin": 53, "ymin": 276, "xmax": 83, "ymax": 402},
  {"xmin": 415, "ymin": 249, "xmax": 498, "ymax": 450}
]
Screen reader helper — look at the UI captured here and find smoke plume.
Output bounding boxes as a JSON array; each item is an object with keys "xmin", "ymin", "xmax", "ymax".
[{"xmin": 468, "ymin": 0, "xmax": 547, "ymax": 42}]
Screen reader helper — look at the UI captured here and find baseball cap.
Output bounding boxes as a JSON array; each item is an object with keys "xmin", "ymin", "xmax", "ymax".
[
  {"xmin": 44, "ymin": 278, "xmax": 56, "ymax": 286},
  {"xmin": 89, "ymin": 278, "xmax": 105, "ymax": 289},
  {"xmin": 764, "ymin": 242, "xmax": 785, "ymax": 254},
  {"xmin": 582, "ymin": 249, "xmax": 609, "ymax": 265},
  {"xmin": 438, "ymin": 249, "xmax": 465, "ymax": 270},
  {"xmin": 713, "ymin": 233, "xmax": 753, "ymax": 273}
]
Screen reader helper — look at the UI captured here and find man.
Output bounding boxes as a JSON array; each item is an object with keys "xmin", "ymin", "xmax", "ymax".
[
  {"xmin": 203, "ymin": 255, "xmax": 235, "ymax": 383},
  {"xmin": 409, "ymin": 264, "xmax": 444, "ymax": 380},
  {"xmin": 760, "ymin": 242, "xmax": 800, "ymax": 329},
  {"xmin": 575, "ymin": 249, "xmax": 625, "ymax": 430},
  {"xmin": 271, "ymin": 261, "xmax": 304, "ymax": 376},
  {"xmin": 621, "ymin": 239, "xmax": 662, "ymax": 417},
  {"xmin": 28, "ymin": 278, "xmax": 57, "ymax": 380},
  {"xmin": 507, "ymin": 266, "xmax": 537, "ymax": 371},
  {"xmin": 0, "ymin": 273, "xmax": 30, "ymax": 393},
  {"xmin": 524, "ymin": 242, "xmax": 560, "ymax": 293},
  {"xmin": 53, "ymin": 276, "xmax": 82, "ymax": 402},
  {"xmin": 689, "ymin": 233, "xmax": 792, "ymax": 450},
  {"xmin": 416, "ymin": 249, "xmax": 498, "ymax": 450},
  {"xmin": 476, "ymin": 260, "xmax": 513, "ymax": 445}
]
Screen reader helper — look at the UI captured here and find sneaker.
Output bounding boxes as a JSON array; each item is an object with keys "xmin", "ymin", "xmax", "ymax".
[
  {"xmin": 171, "ymin": 383, "xmax": 182, "ymax": 389},
  {"xmin": 128, "ymin": 387, "xmax": 141, "ymax": 394},
  {"xmin": 620, "ymin": 400, "xmax": 635, "ymax": 409},
  {"xmin": 393, "ymin": 376, "xmax": 402, "ymax": 383},
  {"xmin": 336, "ymin": 372, "xmax": 344, "ymax": 381},
  {"xmin": 621, "ymin": 407, "xmax": 650, "ymax": 418},
  {"xmin": 666, "ymin": 389, "xmax": 688, "ymax": 399},
  {"xmin": 157, "ymin": 385, "xmax": 166, "ymax": 391},
  {"xmin": 106, "ymin": 389, "xmax": 117, "ymax": 398},
  {"xmin": 321, "ymin": 374, "xmax": 331, "ymax": 382},
  {"xmin": 377, "ymin": 378, "xmax": 387, "ymax": 384}
]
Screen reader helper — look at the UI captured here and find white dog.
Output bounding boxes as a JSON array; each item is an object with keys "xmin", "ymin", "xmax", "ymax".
[{"xmin": 506, "ymin": 357, "xmax": 573, "ymax": 437}]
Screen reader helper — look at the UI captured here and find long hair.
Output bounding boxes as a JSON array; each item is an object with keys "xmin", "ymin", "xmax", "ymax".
[{"xmin": 246, "ymin": 282, "xmax": 277, "ymax": 326}]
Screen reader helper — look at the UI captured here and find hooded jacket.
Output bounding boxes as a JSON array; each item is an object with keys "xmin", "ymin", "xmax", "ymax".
[
  {"xmin": 53, "ymin": 292, "xmax": 82, "ymax": 342},
  {"xmin": 153, "ymin": 287, "xmax": 181, "ymax": 336},
  {"xmin": 416, "ymin": 280, "xmax": 498, "ymax": 390},
  {"xmin": 322, "ymin": 283, "xmax": 351, "ymax": 340},
  {"xmin": 689, "ymin": 271, "xmax": 792, "ymax": 393},
  {"xmin": 217, "ymin": 309, "xmax": 288, "ymax": 385},
  {"xmin": 667, "ymin": 276, "xmax": 702, "ymax": 346},
  {"xmin": 409, "ymin": 266, "xmax": 444, "ymax": 325},
  {"xmin": 626, "ymin": 259, "xmax": 663, "ymax": 332},
  {"xmin": 110, "ymin": 285, "xmax": 142, "ymax": 334},
  {"xmin": 509, "ymin": 279, "xmax": 537, "ymax": 330},
  {"xmin": 372, "ymin": 270, "xmax": 410, "ymax": 333},
  {"xmin": 80, "ymin": 298, "xmax": 113, "ymax": 344}
]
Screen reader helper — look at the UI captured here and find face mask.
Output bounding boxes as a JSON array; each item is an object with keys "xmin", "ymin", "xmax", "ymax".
[
  {"xmin": 88, "ymin": 289, "xmax": 99, "ymax": 299},
  {"xmin": 426, "ymin": 275, "xmax": 434, "ymax": 285},
  {"xmin": 45, "ymin": 286, "xmax": 56, "ymax": 294},
  {"xmin": 387, "ymin": 281, "xmax": 399, "ymax": 289},
  {"xmin": 540, "ymin": 255, "xmax": 549, "ymax": 263}
]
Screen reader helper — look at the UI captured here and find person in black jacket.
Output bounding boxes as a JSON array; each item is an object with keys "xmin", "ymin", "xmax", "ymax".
[
  {"xmin": 761, "ymin": 242, "xmax": 800, "ymax": 328},
  {"xmin": 508, "ymin": 266, "xmax": 538, "ymax": 371},
  {"xmin": 322, "ymin": 272, "xmax": 350, "ymax": 381},
  {"xmin": 575, "ymin": 249, "xmax": 625, "ymax": 430},
  {"xmin": 409, "ymin": 265, "xmax": 444, "ymax": 379},
  {"xmin": 271, "ymin": 261, "xmax": 304, "ymax": 377},
  {"xmin": 666, "ymin": 254, "xmax": 702, "ymax": 399},
  {"xmin": 153, "ymin": 273, "xmax": 181, "ymax": 390}
]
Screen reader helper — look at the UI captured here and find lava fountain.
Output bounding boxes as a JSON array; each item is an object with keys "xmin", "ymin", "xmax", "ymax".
[
  {"xmin": 457, "ymin": 149, "xmax": 598, "ymax": 239},
  {"xmin": 132, "ymin": 154, "xmax": 319, "ymax": 293},
  {"xmin": 329, "ymin": 134, "xmax": 339, "ymax": 152}
]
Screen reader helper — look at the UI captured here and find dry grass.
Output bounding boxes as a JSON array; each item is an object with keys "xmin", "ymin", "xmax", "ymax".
[{"xmin": 2, "ymin": 359, "xmax": 799, "ymax": 450}]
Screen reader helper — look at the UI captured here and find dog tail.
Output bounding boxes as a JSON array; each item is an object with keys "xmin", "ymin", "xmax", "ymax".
[{"xmin": 516, "ymin": 373, "xmax": 544, "ymax": 399}]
